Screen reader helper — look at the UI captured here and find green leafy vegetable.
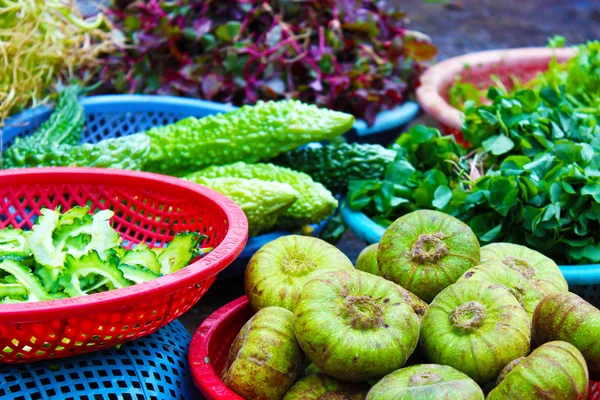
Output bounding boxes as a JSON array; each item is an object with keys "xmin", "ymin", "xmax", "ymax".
[{"xmin": 347, "ymin": 79, "xmax": 600, "ymax": 264}]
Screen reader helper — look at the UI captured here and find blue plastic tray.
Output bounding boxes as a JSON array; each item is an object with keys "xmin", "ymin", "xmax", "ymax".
[
  {"xmin": 0, "ymin": 319, "xmax": 197, "ymax": 400},
  {"xmin": 341, "ymin": 202, "xmax": 600, "ymax": 306},
  {"xmin": 0, "ymin": 94, "xmax": 329, "ymax": 279}
]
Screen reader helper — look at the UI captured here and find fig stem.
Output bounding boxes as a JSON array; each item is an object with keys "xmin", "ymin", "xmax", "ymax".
[
  {"xmin": 411, "ymin": 233, "xmax": 449, "ymax": 264},
  {"xmin": 282, "ymin": 253, "xmax": 316, "ymax": 277},
  {"xmin": 343, "ymin": 295, "xmax": 385, "ymax": 330},
  {"xmin": 409, "ymin": 372, "xmax": 443, "ymax": 386},
  {"xmin": 450, "ymin": 301, "xmax": 486, "ymax": 332},
  {"xmin": 503, "ymin": 256, "xmax": 534, "ymax": 279}
]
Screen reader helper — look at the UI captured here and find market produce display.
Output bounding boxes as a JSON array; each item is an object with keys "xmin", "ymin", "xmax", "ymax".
[
  {"xmin": 2, "ymin": 94, "xmax": 353, "ymax": 237},
  {"xmin": 3, "ymin": 2, "xmax": 600, "ymax": 397},
  {"xmin": 340, "ymin": 45, "xmax": 600, "ymax": 264},
  {"xmin": 92, "ymin": 0, "xmax": 436, "ymax": 125},
  {"xmin": 215, "ymin": 209, "xmax": 599, "ymax": 399},
  {"xmin": 0, "ymin": 206, "xmax": 206, "ymax": 303}
]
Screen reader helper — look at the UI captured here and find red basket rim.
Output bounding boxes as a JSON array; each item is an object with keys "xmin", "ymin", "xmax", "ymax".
[
  {"xmin": 189, "ymin": 295, "xmax": 248, "ymax": 400},
  {"xmin": 415, "ymin": 46, "xmax": 578, "ymax": 132},
  {"xmin": 0, "ymin": 167, "xmax": 248, "ymax": 323}
]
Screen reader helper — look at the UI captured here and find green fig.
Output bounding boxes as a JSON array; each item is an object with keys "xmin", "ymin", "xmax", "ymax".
[
  {"xmin": 378, "ymin": 210, "xmax": 480, "ymax": 302},
  {"xmin": 356, "ymin": 243, "xmax": 379, "ymax": 276},
  {"xmin": 366, "ymin": 364, "xmax": 484, "ymax": 399},
  {"xmin": 457, "ymin": 260, "xmax": 543, "ymax": 322},
  {"xmin": 222, "ymin": 307, "xmax": 304, "ymax": 400},
  {"xmin": 245, "ymin": 235, "xmax": 353, "ymax": 311},
  {"xmin": 420, "ymin": 280, "xmax": 530, "ymax": 384},
  {"xmin": 533, "ymin": 291, "xmax": 600, "ymax": 381},
  {"xmin": 487, "ymin": 341, "xmax": 588, "ymax": 400},
  {"xmin": 480, "ymin": 243, "xmax": 567, "ymax": 296},
  {"xmin": 283, "ymin": 373, "xmax": 370, "ymax": 400},
  {"xmin": 293, "ymin": 269, "xmax": 420, "ymax": 382}
]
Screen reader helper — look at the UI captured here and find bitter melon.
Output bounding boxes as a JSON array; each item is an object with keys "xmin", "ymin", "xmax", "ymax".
[
  {"xmin": 187, "ymin": 162, "xmax": 337, "ymax": 228},
  {"xmin": 142, "ymin": 100, "xmax": 355, "ymax": 176},
  {"xmin": 186, "ymin": 176, "xmax": 299, "ymax": 236}
]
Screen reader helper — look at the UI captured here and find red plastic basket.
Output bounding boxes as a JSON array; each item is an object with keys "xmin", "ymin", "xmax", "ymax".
[
  {"xmin": 190, "ymin": 296, "xmax": 600, "ymax": 400},
  {"xmin": 0, "ymin": 167, "xmax": 248, "ymax": 363},
  {"xmin": 416, "ymin": 47, "xmax": 577, "ymax": 143}
]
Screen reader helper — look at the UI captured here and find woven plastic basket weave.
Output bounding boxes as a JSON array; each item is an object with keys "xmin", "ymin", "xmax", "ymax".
[
  {"xmin": 190, "ymin": 296, "xmax": 600, "ymax": 400},
  {"xmin": 0, "ymin": 319, "xmax": 197, "ymax": 400},
  {"xmin": 0, "ymin": 168, "xmax": 247, "ymax": 363}
]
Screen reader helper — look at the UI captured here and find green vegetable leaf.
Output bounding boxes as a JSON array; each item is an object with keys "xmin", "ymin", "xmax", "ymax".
[
  {"xmin": 432, "ymin": 185, "xmax": 452, "ymax": 210},
  {"xmin": 215, "ymin": 21, "xmax": 241, "ymax": 42},
  {"xmin": 582, "ymin": 184, "xmax": 600, "ymax": 202},
  {"xmin": 479, "ymin": 224, "xmax": 503, "ymax": 242},
  {"xmin": 482, "ymin": 135, "xmax": 515, "ymax": 155}
]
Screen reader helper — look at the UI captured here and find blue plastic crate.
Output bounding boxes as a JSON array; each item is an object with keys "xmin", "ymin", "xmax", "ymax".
[{"xmin": 0, "ymin": 319, "xmax": 197, "ymax": 400}]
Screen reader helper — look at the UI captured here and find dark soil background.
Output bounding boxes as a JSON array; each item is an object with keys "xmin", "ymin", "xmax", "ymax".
[{"xmin": 78, "ymin": 0, "xmax": 600, "ymax": 334}]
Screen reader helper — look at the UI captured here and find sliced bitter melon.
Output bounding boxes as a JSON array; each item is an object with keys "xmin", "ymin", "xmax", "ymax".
[{"xmin": 59, "ymin": 250, "xmax": 130, "ymax": 298}]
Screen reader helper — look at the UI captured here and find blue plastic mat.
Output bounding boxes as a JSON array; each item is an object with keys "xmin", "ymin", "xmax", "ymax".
[{"xmin": 0, "ymin": 319, "xmax": 197, "ymax": 400}]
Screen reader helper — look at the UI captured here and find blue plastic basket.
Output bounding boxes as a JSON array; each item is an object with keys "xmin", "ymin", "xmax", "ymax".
[
  {"xmin": 0, "ymin": 319, "xmax": 197, "ymax": 400},
  {"xmin": 345, "ymin": 101, "xmax": 420, "ymax": 145},
  {"xmin": 0, "ymin": 94, "xmax": 329, "ymax": 279},
  {"xmin": 341, "ymin": 202, "xmax": 600, "ymax": 307}
]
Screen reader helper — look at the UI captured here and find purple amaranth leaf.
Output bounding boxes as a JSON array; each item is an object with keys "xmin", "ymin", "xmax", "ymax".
[
  {"xmin": 89, "ymin": 0, "xmax": 437, "ymax": 127},
  {"xmin": 202, "ymin": 73, "xmax": 223, "ymax": 99},
  {"xmin": 309, "ymin": 79, "xmax": 323, "ymax": 92},
  {"xmin": 338, "ymin": 0, "xmax": 358, "ymax": 22},
  {"xmin": 263, "ymin": 77, "xmax": 285, "ymax": 93}
]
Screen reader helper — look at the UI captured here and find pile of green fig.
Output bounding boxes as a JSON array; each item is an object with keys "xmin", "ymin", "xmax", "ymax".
[{"xmin": 221, "ymin": 210, "xmax": 599, "ymax": 400}]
